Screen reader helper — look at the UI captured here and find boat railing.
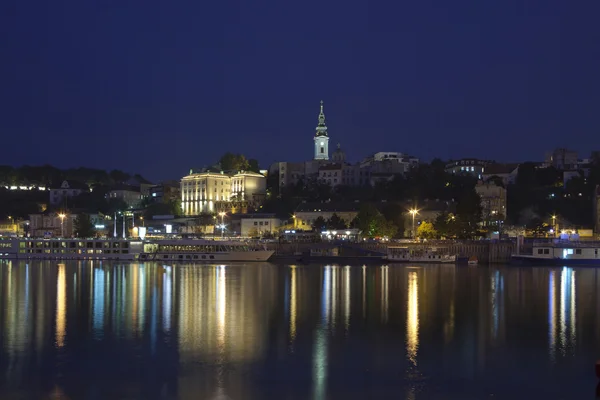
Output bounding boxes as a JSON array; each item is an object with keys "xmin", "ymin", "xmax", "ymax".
[{"xmin": 532, "ymin": 239, "xmax": 600, "ymax": 248}]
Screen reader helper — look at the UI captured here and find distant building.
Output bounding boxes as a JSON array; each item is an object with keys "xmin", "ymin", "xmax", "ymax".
[
  {"xmin": 545, "ymin": 148, "xmax": 578, "ymax": 170},
  {"xmin": 181, "ymin": 170, "xmax": 266, "ymax": 216},
  {"xmin": 149, "ymin": 181, "xmax": 181, "ymax": 204},
  {"xmin": 108, "ymin": 185, "xmax": 143, "ymax": 208},
  {"xmin": 271, "ymin": 102, "xmax": 334, "ymax": 190},
  {"xmin": 49, "ymin": 180, "xmax": 89, "ymax": 206},
  {"xmin": 240, "ymin": 214, "xmax": 281, "ymax": 237},
  {"xmin": 318, "ymin": 163, "xmax": 344, "ymax": 187},
  {"xmin": 293, "ymin": 202, "xmax": 360, "ymax": 230},
  {"xmin": 28, "ymin": 212, "xmax": 103, "ymax": 238},
  {"xmin": 445, "ymin": 159, "xmax": 492, "ymax": 179},
  {"xmin": 475, "ymin": 181, "xmax": 507, "ymax": 225},
  {"xmin": 482, "ymin": 163, "xmax": 519, "ymax": 186}
]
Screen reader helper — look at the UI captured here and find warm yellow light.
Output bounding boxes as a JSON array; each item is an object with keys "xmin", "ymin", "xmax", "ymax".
[
  {"xmin": 58, "ymin": 213, "xmax": 66, "ymax": 219},
  {"xmin": 219, "ymin": 212, "xmax": 226, "ymax": 217},
  {"xmin": 409, "ymin": 209, "xmax": 419, "ymax": 215}
]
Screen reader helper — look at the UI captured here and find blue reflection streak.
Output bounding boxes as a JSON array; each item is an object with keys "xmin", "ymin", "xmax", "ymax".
[
  {"xmin": 163, "ymin": 269, "xmax": 172, "ymax": 332},
  {"xmin": 151, "ymin": 286, "xmax": 157, "ymax": 355},
  {"xmin": 93, "ymin": 268, "xmax": 105, "ymax": 335}
]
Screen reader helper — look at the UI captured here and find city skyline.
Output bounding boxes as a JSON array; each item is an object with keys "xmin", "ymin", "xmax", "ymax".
[{"xmin": 2, "ymin": 1, "xmax": 599, "ymax": 181}]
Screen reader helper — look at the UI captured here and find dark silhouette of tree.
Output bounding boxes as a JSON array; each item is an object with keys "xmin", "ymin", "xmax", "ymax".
[
  {"xmin": 109, "ymin": 170, "xmax": 130, "ymax": 184},
  {"xmin": 248, "ymin": 159, "xmax": 260, "ymax": 173},
  {"xmin": 351, "ymin": 204, "xmax": 397, "ymax": 238},
  {"xmin": 312, "ymin": 216, "xmax": 327, "ymax": 231},
  {"xmin": 219, "ymin": 152, "xmax": 250, "ymax": 172},
  {"xmin": 74, "ymin": 214, "xmax": 95, "ymax": 238},
  {"xmin": 326, "ymin": 213, "xmax": 347, "ymax": 230}
]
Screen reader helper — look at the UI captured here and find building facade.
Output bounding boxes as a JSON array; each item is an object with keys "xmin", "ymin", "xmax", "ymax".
[
  {"xmin": 29, "ymin": 212, "xmax": 77, "ymax": 237},
  {"xmin": 240, "ymin": 214, "xmax": 281, "ymax": 237},
  {"xmin": 181, "ymin": 171, "xmax": 266, "ymax": 216},
  {"xmin": 445, "ymin": 159, "xmax": 492, "ymax": 179},
  {"xmin": 475, "ymin": 181, "xmax": 507, "ymax": 224},
  {"xmin": 482, "ymin": 164, "xmax": 519, "ymax": 186},
  {"xmin": 108, "ymin": 185, "xmax": 143, "ymax": 208},
  {"xmin": 50, "ymin": 180, "xmax": 89, "ymax": 206},
  {"xmin": 545, "ymin": 148, "xmax": 578, "ymax": 170}
]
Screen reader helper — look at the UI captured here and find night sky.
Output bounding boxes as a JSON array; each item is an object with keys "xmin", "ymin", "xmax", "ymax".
[{"xmin": 2, "ymin": 1, "xmax": 599, "ymax": 182}]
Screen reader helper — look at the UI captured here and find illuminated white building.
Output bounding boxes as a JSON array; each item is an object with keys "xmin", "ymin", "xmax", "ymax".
[
  {"xmin": 314, "ymin": 100, "xmax": 329, "ymax": 160},
  {"xmin": 181, "ymin": 171, "xmax": 266, "ymax": 216}
]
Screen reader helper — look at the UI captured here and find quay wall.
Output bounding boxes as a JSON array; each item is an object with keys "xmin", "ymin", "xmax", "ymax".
[{"xmin": 268, "ymin": 241, "xmax": 516, "ymax": 264}]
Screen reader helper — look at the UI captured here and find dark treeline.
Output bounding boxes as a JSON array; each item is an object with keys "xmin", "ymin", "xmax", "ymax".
[{"xmin": 0, "ymin": 165, "xmax": 149, "ymax": 187}]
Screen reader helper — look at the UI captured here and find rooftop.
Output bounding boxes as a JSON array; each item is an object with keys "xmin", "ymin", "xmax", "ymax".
[{"xmin": 295, "ymin": 202, "xmax": 361, "ymax": 213}]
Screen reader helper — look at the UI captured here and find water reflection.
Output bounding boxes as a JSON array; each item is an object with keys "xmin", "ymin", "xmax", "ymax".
[
  {"xmin": 55, "ymin": 264, "xmax": 66, "ymax": 348},
  {"xmin": 289, "ymin": 266, "xmax": 297, "ymax": 344},
  {"xmin": 406, "ymin": 270, "xmax": 419, "ymax": 367},
  {"xmin": 0, "ymin": 261, "xmax": 596, "ymax": 399},
  {"xmin": 549, "ymin": 267, "xmax": 577, "ymax": 360}
]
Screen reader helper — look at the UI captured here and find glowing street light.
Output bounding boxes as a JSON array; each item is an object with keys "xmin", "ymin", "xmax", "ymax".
[
  {"xmin": 409, "ymin": 209, "xmax": 419, "ymax": 240},
  {"xmin": 58, "ymin": 213, "xmax": 66, "ymax": 237}
]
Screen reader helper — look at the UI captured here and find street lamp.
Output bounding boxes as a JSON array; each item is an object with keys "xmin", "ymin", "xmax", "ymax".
[
  {"xmin": 551, "ymin": 215, "xmax": 557, "ymax": 237},
  {"xmin": 58, "ymin": 213, "xmax": 66, "ymax": 237},
  {"xmin": 409, "ymin": 209, "xmax": 419, "ymax": 240},
  {"xmin": 140, "ymin": 216, "xmax": 144, "ymax": 227},
  {"xmin": 219, "ymin": 212, "xmax": 226, "ymax": 238}
]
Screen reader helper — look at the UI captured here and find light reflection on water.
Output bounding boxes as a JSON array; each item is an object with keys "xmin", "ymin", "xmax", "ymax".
[{"xmin": 0, "ymin": 260, "xmax": 598, "ymax": 399}]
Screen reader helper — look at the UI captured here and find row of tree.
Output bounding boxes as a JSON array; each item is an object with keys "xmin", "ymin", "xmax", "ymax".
[
  {"xmin": 0, "ymin": 165, "xmax": 149, "ymax": 187},
  {"xmin": 308, "ymin": 206, "xmax": 399, "ymax": 238}
]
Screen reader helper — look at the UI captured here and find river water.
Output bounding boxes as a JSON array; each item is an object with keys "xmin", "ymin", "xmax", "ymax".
[{"xmin": 0, "ymin": 260, "xmax": 597, "ymax": 400}]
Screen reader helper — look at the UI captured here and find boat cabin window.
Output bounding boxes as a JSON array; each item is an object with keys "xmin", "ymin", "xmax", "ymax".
[
  {"xmin": 537, "ymin": 249, "xmax": 543, "ymax": 254},
  {"xmin": 575, "ymin": 249, "xmax": 582, "ymax": 255}
]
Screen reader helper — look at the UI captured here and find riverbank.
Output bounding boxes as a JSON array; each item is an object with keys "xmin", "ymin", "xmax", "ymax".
[{"xmin": 267, "ymin": 240, "xmax": 516, "ymax": 264}]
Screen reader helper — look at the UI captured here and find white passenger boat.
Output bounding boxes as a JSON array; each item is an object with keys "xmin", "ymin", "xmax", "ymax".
[
  {"xmin": 512, "ymin": 240, "xmax": 600, "ymax": 266},
  {"xmin": 0, "ymin": 238, "xmax": 142, "ymax": 260},
  {"xmin": 0, "ymin": 237, "xmax": 274, "ymax": 262},
  {"xmin": 139, "ymin": 239, "xmax": 274, "ymax": 262},
  {"xmin": 386, "ymin": 246, "xmax": 456, "ymax": 263}
]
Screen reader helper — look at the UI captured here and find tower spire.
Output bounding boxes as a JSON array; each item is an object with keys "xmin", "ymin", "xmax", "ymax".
[
  {"xmin": 313, "ymin": 100, "xmax": 330, "ymax": 160},
  {"xmin": 315, "ymin": 100, "xmax": 328, "ymax": 136},
  {"xmin": 318, "ymin": 100, "xmax": 326, "ymax": 127}
]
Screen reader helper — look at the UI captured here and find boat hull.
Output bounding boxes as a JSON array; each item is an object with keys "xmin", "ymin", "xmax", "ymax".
[
  {"xmin": 386, "ymin": 257, "xmax": 456, "ymax": 264},
  {"xmin": 140, "ymin": 250, "xmax": 274, "ymax": 263},
  {"xmin": 512, "ymin": 255, "xmax": 600, "ymax": 266},
  {"xmin": 6, "ymin": 254, "xmax": 138, "ymax": 261}
]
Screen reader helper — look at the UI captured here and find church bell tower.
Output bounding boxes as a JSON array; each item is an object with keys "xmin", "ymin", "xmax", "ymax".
[{"xmin": 313, "ymin": 100, "xmax": 330, "ymax": 161}]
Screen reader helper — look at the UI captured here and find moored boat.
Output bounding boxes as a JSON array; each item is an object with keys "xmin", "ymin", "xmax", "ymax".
[
  {"xmin": 0, "ymin": 237, "xmax": 274, "ymax": 262},
  {"xmin": 0, "ymin": 238, "xmax": 142, "ymax": 260},
  {"xmin": 139, "ymin": 239, "xmax": 274, "ymax": 262},
  {"xmin": 512, "ymin": 240, "xmax": 600, "ymax": 266},
  {"xmin": 386, "ymin": 246, "xmax": 456, "ymax": 263},
  {"xmin": 468, "ymin": 256, "xmax": 479, "ymax": 266}
]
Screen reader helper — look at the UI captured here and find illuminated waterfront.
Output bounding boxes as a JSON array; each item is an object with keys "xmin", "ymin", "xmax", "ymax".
[{"xmin": 0, "ymin": 261, "xmax": 598, "ymax": 399}]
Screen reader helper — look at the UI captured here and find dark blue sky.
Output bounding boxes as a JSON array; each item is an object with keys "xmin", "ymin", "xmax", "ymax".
[{"xmin": 2, "ymin": 0, "xmax": 599, "ymax": 182}]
